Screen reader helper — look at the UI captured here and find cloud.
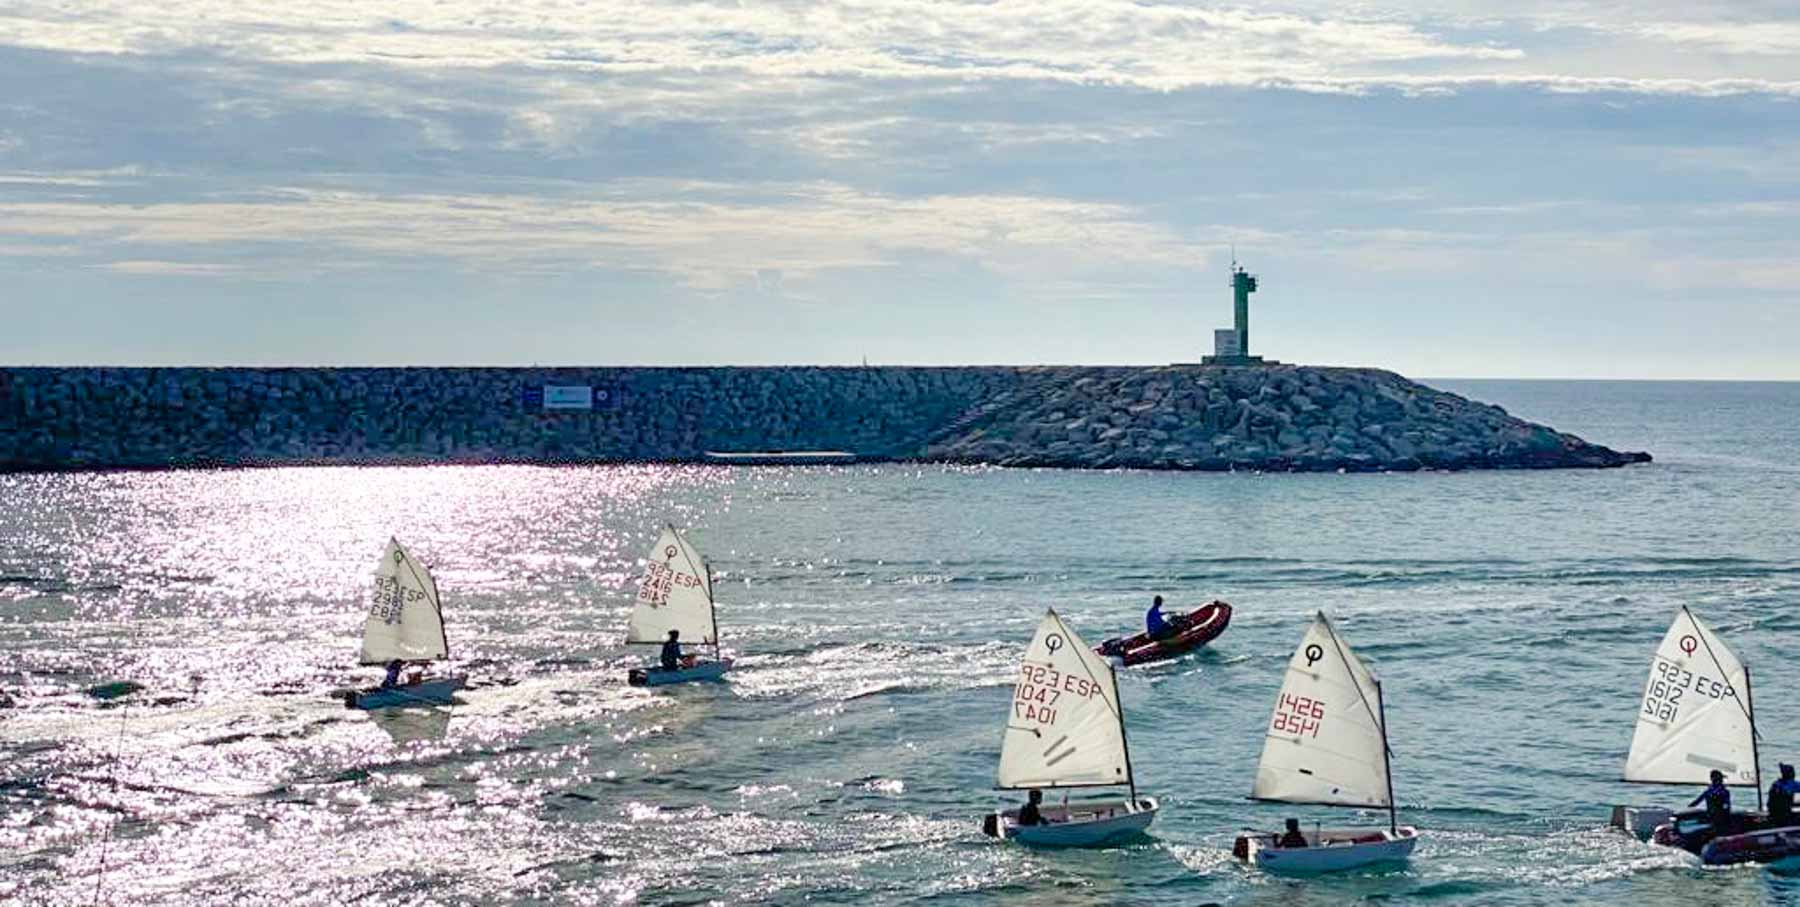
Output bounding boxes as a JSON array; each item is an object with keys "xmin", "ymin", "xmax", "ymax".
[
  {"xmin": 1, "ymin": 0, "xmax": 1796, "ymax": 98},
  {"xmin": 0, "ymin": 2, "xmax": 1796, "ymax": 376},
  {"xmin": 1630, "ymin": 21, "xmax": 1800, "ymax": 55},
  {"xmin": 98, "ymin": 259, "xmax": 243, "ymax": 276},
  {"xmin": 0, "ymin": 181, "xmax": 1199, "ymax": 289}
]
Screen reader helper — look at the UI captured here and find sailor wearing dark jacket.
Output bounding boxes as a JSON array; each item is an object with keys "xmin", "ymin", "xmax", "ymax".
[
  {"xmin": 661, "ymin": 629, "xmax": 682, "ymax": 671},
  {"xmin": 1017, "ymin": 789, "xmax": 1047, "ymax": 826},
  {"xmin": 1691, "ymin": 769, "xmax": 1732, "ymax": 825},
  {"xmin": 1770, "ymin": 764, "xmax": 1799, "ymax": 826}
]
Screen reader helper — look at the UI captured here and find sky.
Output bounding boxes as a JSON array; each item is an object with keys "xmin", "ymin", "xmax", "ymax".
[{"xmin": 1, "ymin": 1, "xmax": 1797, "ymax": 378}]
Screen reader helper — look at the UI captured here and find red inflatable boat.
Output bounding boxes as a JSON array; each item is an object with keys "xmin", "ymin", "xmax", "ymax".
[{"xmin": 1095, "ymin": 600, "xmax": 1232, "ymax": 666}]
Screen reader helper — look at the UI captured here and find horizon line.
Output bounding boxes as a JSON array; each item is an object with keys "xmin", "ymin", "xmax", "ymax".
[{"xmin": 2, "ymin": 363, "xmax": 1798, "ymax": 383}]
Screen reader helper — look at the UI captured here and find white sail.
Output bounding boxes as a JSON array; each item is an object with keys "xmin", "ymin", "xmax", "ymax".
[
  {"xmin": 625, "ymin": 525, "xmax": 718, "ymax": 646},
  {"xmin": 360, "ymin": 538, "xmax": 448, "ymax": 664},
  {"xmin": 1252, "ymin": 613, "xmax": 1391, "ymax": 809},
  {"xmin": 997, "ymin": 609, "xmax": 1131, "ymax": 789},
  {"xmin": 1624, "ymin": 606, "xmax": 1757, "ymax": 785}
]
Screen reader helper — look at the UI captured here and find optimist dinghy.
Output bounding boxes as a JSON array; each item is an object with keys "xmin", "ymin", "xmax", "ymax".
[
  {"xmin": 1608, "ymin": 607, "xmax": 1786, "ymax": 860},
  {"xmin": 344, "ymin": 539, "xmax": 466, "ymax": 710},
  {"xmin": 981, "ymin": 609, "xmax": 1158, "ymax": 847},
  {"xmin": 1233, "ymin": 612, "xmax": 1419, "ymax": 873},
  {"xmin": 624, "ymin": 524, "xmax": 733, "ymax": 687}
]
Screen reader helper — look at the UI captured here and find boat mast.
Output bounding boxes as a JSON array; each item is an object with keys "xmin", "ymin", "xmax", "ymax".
[
  {"xmin": 1746, "ymin": 664, "xmax": 1764, "ymax": 812},
  {"xmin": 666, "ymin": 522, "xmax": 721, "ymax": 659},
  {"xmin": 1110, "ymin": 658, "xmax": 1139, "ymax": 806},
  {"xmin": 707, "ymin": 563, "xmax": 722, "ymax": 659},
  {"xmin": 1318, "ymin": 612, "xmax": 1394, "ymax": 829},
  {"xmin": 1376, "ymin": 679, "xmax": 1397, "ymax": 834},
  {"xmin": 1686, "ymin": 605, "xmax": 1762, "ymax": 809}
]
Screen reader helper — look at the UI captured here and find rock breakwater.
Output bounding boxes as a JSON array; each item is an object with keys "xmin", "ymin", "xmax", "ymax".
[{"xmin": 0, "ymin": 365, "xmax": 1649, "ymax": 472}]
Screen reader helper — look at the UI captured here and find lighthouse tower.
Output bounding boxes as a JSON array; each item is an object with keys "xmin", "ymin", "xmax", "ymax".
[{"xmin": 1201, "ymin": 260, "xmax": 1276, "ymax": 365}]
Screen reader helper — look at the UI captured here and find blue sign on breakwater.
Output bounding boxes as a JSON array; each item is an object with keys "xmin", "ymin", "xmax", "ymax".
[
  {"xmin": 0, "ymin": 365, "xmax": 1649, "ymax": 472},
  {"xmin": 521, "ymin": 384, "xmax": 618, "ymax": 412}
]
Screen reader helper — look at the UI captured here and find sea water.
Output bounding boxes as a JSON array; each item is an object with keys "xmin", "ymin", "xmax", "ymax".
[{"xmin": 2, "ymin": 380, "xmax": 1798, "ymax": 905}]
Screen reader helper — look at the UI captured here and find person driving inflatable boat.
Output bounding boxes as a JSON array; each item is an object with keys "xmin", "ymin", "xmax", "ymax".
[{"xmin": 1145, "ymin": 596, "xmax": 1173, "ymax": 640}]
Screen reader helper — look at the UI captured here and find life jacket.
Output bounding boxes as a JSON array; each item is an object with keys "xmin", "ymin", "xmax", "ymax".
[{"xmin": 1771, "ymin": 780, "xmax": 1798, "ymax": 821}]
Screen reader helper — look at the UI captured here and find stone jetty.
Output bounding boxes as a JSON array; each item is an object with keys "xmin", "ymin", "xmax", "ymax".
[{"xmin": 0, "ymin": 365, "xmax": 1650, "ymax": 472}]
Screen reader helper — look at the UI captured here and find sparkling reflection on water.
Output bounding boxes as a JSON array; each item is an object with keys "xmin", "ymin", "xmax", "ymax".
[{"xmin": 4, "ymin": 380, "xmax": 1800, "ymax": 905}]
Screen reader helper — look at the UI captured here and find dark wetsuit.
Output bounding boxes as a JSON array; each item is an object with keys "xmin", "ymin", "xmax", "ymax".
[
  {"xmin": 1770, "ymin": 779, "xmax": 1799, "ymax": 826},
  {"xmin": 1017, "ymin": 801, "xmax": 1045, "ymax": 826},
  {"xmin": 1278, "ymin": 829, "xmax": 1308, "ymax": 848},
  {"xmin": 1691, "ymin": 782, "xmax": 1732, "ymax": 827},
  {"xmin": 381, "ymin": 661, "xmax": 404, "ymax": 688},
  {"xmin": 660, "ymin": 638, "xmax": 682, "ymax": 671}
]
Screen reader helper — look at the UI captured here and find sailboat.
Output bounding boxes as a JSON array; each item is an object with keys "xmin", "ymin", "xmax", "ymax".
[
  {"xmin": 624, "ymin": 524, "xmax": 732, "ymax": 686},
  {"xmin": 981, "ymin": 608, "xmax": 1158, "ymax": 847},
  {"xmin": 1233, "ymin": 612, "xmax": 1419, "ymax": 873},
  {"xmin": 1609, "ymin": 606, "xmax": 1781, "ymax": 860},
  {"xmin": 344, "ymin": 538, "xmax": 466, "ymax": 710}
]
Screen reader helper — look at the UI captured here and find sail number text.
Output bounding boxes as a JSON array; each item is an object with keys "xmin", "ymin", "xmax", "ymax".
[
  {"xmin": 1271, "ymin": 693, "xmax": 1325, "ymax": 738},
  {"xmin": 1013, "ymin": 664, "xmax": 1102, "ymax": 725},
  {"xmin": 1643, "ymin": 657, "xmax": 1734, "ymax": 723},
  {"xmin": 370, "ymin": 576, "xmax": 423, "ymax": 625},
  {"xmin": 637, "ymin": 561, "xmax": 703, "ymax": 607}
]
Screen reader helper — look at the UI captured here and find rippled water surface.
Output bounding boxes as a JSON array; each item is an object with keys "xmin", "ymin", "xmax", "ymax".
[{"xmin": 3, "ymin": 380, "xmax": 1800, "ymax": 905}]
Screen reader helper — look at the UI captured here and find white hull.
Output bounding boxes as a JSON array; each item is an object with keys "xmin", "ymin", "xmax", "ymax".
[
  {"xmin": 985, "ymin": 796, "xmax": 1159, "ymax": 847},
  {"xmin": 629, "ymin": 659, "xmax": 733, "ymax": 687},
  {"xmin": 347, "ymin": 675, "xmax": 466, "ymax": 710},
  {"xmin": 1240, "ymin": 826, "xmax": 1419, "ymax": 873},
  {"xmin": 1610, "ymin": 805, "xmax": 1677, "ymax": 841}
]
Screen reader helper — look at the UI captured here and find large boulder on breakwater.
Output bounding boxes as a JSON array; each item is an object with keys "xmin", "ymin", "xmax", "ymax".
[
  {"xmin": 923, "ymin": 365, "xmax": 1650, "ymax": 472},
  {"xmin": 0, "ymin": 365, "xmax": 1648, "ymax": 472}
]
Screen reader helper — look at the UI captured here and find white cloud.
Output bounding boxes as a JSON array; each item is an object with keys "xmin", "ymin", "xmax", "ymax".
[
  {"xmin": 0, "ymin": 168, "xmax": 142, "ymax": 188},
  {"xmin": 1631, "ymin": 21, "xmax": 1800, "ymax": 55},
  {"xmin": 98, "ymin": 260, "xmax": 243, "ymax": 276},
  {"xmin": 2, "ymin": 0, "xmax": 1796, "ymax": 97},
  {"xmin": 0, "ymin": 181, "xmax": 1199, "ymax": 288},
  {"xmin": 6, "ymin": 181, "xmax": 1790, "ymax": 299}
]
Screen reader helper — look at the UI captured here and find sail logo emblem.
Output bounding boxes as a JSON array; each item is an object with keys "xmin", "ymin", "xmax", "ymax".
[
  {"xmin": 1304, "ymin": 644, "xmax": 1323, "ymax": 667},
  {"xmin": 1679, "ymin": 635, "xmax": 1698, "ymax": 656},
  {"xmin": 1044, "ymin": 633, "xmax": 1064, "ymax": 654}
]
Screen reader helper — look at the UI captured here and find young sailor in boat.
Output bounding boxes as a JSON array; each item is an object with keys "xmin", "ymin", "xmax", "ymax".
[
  {"xmin": 1691, "ymin": 770, "xmax": 1733, "ymax": 828},
  {"xmin": 1277, "ymin": 818, "xmax": 1308, "ymax": 848},
  {"xmin": 660, "ymin": 629, "xmax": 683, "ymax": 671},
  {"xmin": 1768, "ymin": 764, "xmax": 1798, "ymax": 826},
  {"xmin": 1016, "ymin": 789, "xmax": 1048, "ymax": 827},
  {"xmin": 381, "ymin": 659, "xmax": 405, "ymax": 688},
  {"xmin": 1145, "ymin": 596, "xmax": 1174, "ymax": 640}
]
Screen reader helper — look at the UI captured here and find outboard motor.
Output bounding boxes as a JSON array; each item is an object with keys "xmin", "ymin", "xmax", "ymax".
[{"xmin": 1651, "ymin": 823, "xmax": 1679, "ymax": 847}]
